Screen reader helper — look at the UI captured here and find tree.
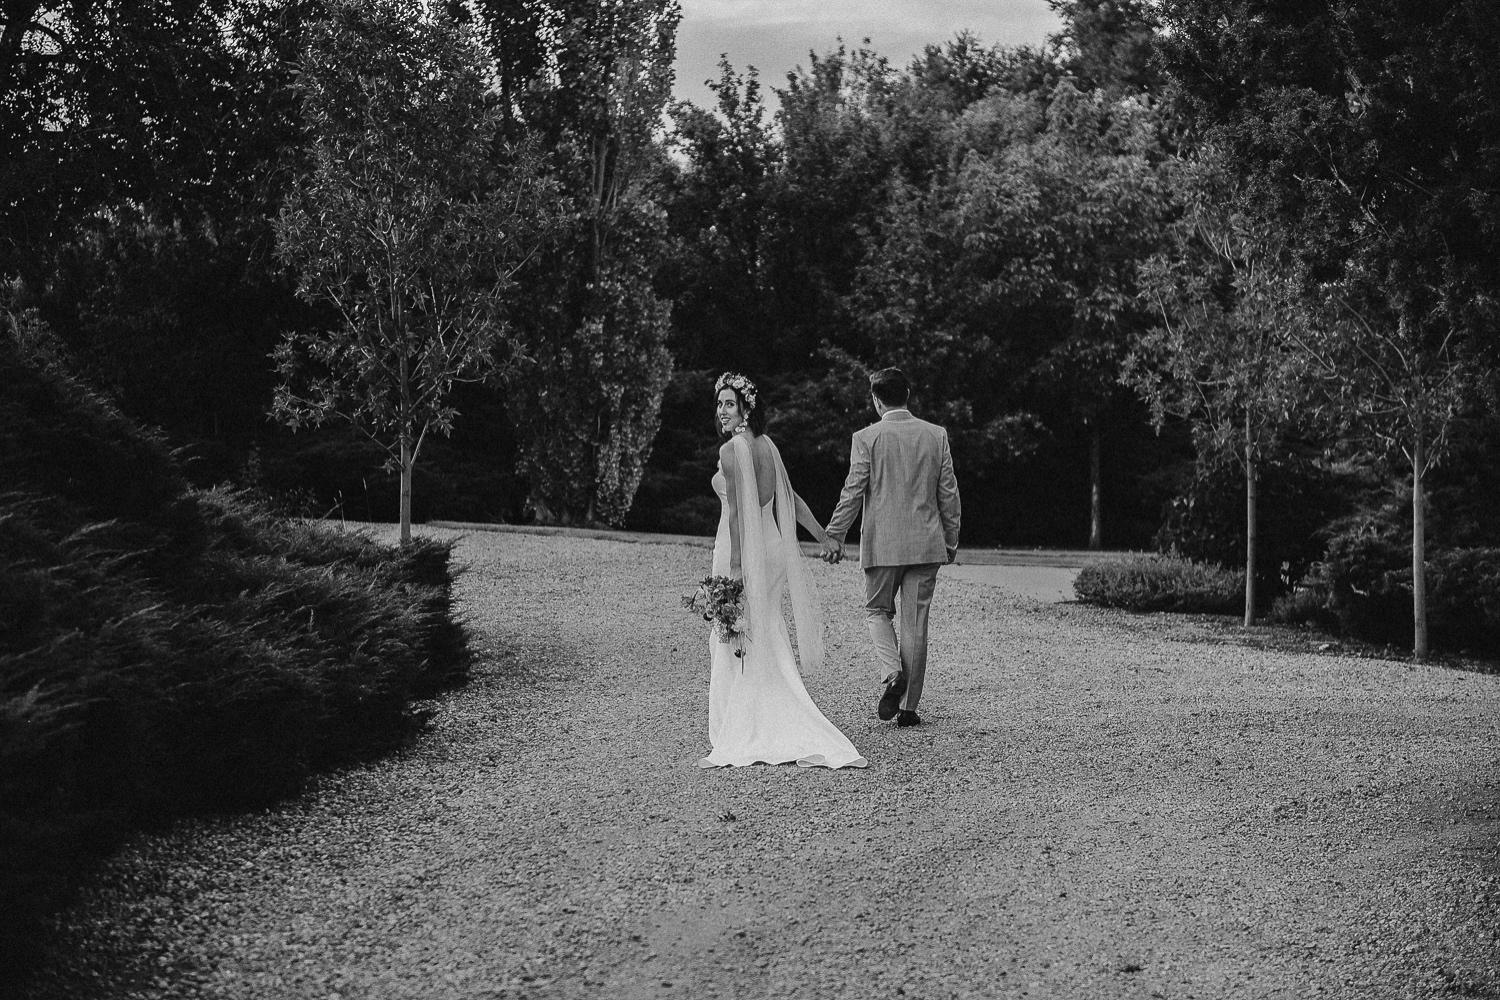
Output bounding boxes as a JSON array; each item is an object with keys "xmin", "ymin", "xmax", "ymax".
[
  {"xmin": 1, "ymin": 0, "xmax": 329, "ymax": 487},
  {"xmin": 271, "ymin": 0, "xmax": 547, "ymax": 544},
  {"xmin": 909, "ymin": 31, "xmax": 1059, "ymax": 108},
  {"xmin": 650, "ymin": 30, "xmax": 1183, "ymax": 546},
  {"xmin": 0, "ymin": 0, "xmax": 314, "ymax": 280},
  {"xmin": 488, "ymin": 0, "xmax": 680, "ymax": 527},
  {"xmin": 848, "ymin": 79, "xmax": 1171, "ymax": 547},
  {"xmin": 1287, "ymin": 265, "xmax": 1485, "ymax": 659},
  {"xmin": 1016, "ymin": 83, "xmax": 1172, "ymax": 550},
  {"xmin": 769, "ymin": 41, "xmax": 902, "ymax": 369},
  {"xmin": 1128, "ymin": 159, "xmax": 1310, "ymax": 624},
  {"xmin": 662, "ymin": 57, "xmax": 778, "ymax": 373},
  {"xmin": 1049, "ymin": 0, "xmax": 1163, "ymax": 96},
  {"xmin": 1157, "ymin": 0, "xmax": 1500, "ymax": 659}
]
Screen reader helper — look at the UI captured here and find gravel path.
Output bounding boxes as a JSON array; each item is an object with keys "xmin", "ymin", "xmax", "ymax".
[{"xmin": 23, "ymin": 527, "xmax": 1500, "ymax": 1000}]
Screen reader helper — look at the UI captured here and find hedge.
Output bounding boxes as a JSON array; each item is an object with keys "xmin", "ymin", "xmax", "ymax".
[
  {"xmin": 1, "ymin": 309, "xmax": 469, "ymax": 984},
  {"xmin": 1073, "ymin": 553, "xmax": 1245, "ymax": 615}
]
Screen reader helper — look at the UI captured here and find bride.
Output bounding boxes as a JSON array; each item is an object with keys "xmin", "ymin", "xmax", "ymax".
[{"xmin": 699, "ymin": 372, "xmax": 868, "ymax": 769}]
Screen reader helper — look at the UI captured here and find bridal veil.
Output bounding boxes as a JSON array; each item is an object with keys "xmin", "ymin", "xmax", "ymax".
[{"xmin": 728, "ymin": 432, "xmax": 823, "ymax": 673}]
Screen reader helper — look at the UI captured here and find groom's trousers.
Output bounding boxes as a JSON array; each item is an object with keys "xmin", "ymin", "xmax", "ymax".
[{"xmin": 864, "ymin": 563, "xmax": 941, "ymax": 712}]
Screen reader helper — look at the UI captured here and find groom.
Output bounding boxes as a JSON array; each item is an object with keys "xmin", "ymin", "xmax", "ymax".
[{"xmin": 823, "ymin": 368, "xmax": 961, "ymax": 728}]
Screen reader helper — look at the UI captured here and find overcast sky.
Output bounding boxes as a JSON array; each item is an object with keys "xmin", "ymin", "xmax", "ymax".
[{"xmin": 672, "ymin": 0, "xmax": 1062, "ymax": 111}]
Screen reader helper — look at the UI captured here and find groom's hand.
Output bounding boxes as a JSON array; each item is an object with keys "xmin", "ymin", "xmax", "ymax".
[
  {"xmin": 820, "ymin": 536, "xmax": 843, "ymax": 563},
  {"xmin": 946, "ymin": 547, "xmax": 958, "ymax": 565}
]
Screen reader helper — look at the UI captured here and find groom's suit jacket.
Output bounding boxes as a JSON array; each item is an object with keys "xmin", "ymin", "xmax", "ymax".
[{"xmin": 827, "ymin": 409, "xmax": 961, "ymax": 568}]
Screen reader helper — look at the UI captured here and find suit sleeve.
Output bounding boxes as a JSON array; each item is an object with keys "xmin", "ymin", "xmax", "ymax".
[
  {"xmin": 826, "ymin": 431, "xmax": 870, "ymax": 543},
  {"xmin": 937, "ymin": 429, "xmax": 961, "ymax": 551}
]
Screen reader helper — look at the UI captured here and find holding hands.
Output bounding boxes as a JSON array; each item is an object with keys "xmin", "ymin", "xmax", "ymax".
[{"xmin": 820, "ymin": 533, "xmax": 845, "ymax": 564}]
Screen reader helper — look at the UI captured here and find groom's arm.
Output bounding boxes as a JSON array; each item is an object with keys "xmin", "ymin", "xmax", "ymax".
[
  {"xmin": 825, "ymin": 432, "xmax": 870, "ymax": 544},
  {"xmin": 937, "ymin": 428, "xmax": 961, "ymax": 555}
]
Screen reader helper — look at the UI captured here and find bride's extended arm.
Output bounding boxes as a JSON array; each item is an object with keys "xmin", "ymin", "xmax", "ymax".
[
  {"xmin": 793, "ymin": 491, "xmax": 829, "ymax": 545},
  {"xmin": 720, "ymin": 441, "xmax": 743, "ymax": 577}
]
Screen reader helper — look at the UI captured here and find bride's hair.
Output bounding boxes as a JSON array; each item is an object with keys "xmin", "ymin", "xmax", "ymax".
[{"xmin": 715, "ymin": 372, "xmax": 767, "ymax": 437}]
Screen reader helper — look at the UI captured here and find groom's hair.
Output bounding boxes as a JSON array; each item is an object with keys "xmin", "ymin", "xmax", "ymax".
[{"xmin": 869, "ymin": 368, "xmax": 910, "ymax": 406}]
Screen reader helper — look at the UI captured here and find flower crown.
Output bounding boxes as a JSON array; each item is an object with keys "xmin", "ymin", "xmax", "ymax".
[{"xmin": 715, "ymin": 371, "xmax": 758, "ymax": 412}]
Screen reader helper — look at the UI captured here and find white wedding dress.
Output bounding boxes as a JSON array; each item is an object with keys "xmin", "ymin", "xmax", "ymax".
[{"xmin": 699, "ymin": 433, "xmax": 868, "ymax": 769}]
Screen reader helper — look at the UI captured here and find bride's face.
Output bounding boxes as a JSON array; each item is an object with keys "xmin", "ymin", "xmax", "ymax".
[{"xmin": 716, "ymin": 388, "xmax": 743, "ymax": 435}]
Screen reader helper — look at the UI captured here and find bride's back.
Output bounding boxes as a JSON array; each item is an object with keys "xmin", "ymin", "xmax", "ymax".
[
  {"xmin": 721, "ymin": 431, "xmax": 780, "ymax": 508},
  {"xmin": 746, "ymin": 434, "xmax": 777, "ymax": 507}
]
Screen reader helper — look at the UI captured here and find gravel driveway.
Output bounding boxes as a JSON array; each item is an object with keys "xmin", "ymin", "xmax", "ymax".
[{"xmin": 23, "ymin": 527, "xmax": 1500, "ymax": 1000}]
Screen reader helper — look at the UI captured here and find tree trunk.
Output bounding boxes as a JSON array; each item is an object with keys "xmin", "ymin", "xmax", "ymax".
[
  {"xmin": 1412, "ymin": 432, "xmax": 1428, "ymax": 662},
  {"xmin": 399, "ymin": 348, "xmax": 412, "ymax": 546},
  {"xmin": 1244, "ymin": 413, "xmax": 1257, "ymax": 627},
  {"xmin": 586, "ymin": 409, "xmax": 601, "ymax": 526},
  {"xmin": 400, "ymin": 434, "xmax": 413, "ymax": 546},
  {"xmin": 1088, "ymin": 422, "xmax": 1102, "ymax": 551}
]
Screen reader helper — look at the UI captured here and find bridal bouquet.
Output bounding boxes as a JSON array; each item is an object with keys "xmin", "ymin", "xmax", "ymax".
[{"xmin": 683, "ymin": 575, "xmax": 749, "ymax": 660}]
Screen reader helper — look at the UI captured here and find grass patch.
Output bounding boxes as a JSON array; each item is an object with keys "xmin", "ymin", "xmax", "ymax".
[{"xmin": 1073, "ymin": 553, "xmax": 1244, "ymax": 614}]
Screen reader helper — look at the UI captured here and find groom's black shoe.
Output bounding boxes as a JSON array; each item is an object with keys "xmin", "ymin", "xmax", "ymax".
[
  {"xmin": 896, "ymin": 710, "xmax": 921, "ymax": 728},
  {"xmin": 877, "ymin": 673, "xmax": 908, "ymax": 721}
]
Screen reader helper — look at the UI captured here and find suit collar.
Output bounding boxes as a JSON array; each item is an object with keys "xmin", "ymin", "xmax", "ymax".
[{"xmin": 880, "ymin": 409, "xmax": 913, "ymax": 422}]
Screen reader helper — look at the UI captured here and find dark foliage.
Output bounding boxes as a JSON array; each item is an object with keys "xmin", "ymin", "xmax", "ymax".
[
  {"xmin": 1050, "ymin": 0, "xmax": 1162, "ymax": 96},
  {"xmin": 645, "ymin": 16, "xmax": 1189, "ymax": 548},
  {"xmin": 483, "ymin": 0, "xmax": 678, "ymax": 526},
  {"xmin": 0, "ymin": 324, "xmax": 468, "ymax": 985},
  {"xmin": 1157, "ymin": 0, "xmax": 1500, "ymax": 292},
  {"xmin": 0, "ymin": 0, "xmax": 314, "ymax": 279},
  {"xmin": 631, "ymin": 360, "xmax": 1185, "ymax": 549},
  {"xmin": 1264, "ymin": 413, "xmax": 1500, "ymax": 653},
  {"xmin": 2, "ymin": 0, "xmax": 1199, "ymax": 549},
  {"xmin": 30, "ymin": 207, "xmax": 313, "ymax": 487},
  {"xmin": 1155, "ymin": 452, "xmax": 1365, "ymax": 606},
  {"xmin": 626, "ymin": 368, "xmax": 724, "ymax": 537},
  {"xmin": 1303, "ymin": 507, "xmax": 1500, "ymax": 659}
]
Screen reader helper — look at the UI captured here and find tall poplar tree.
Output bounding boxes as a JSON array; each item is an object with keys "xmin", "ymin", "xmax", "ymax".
[{"xmin": 468, "ymin": 0, "xmax": 679, "ymax": 527}]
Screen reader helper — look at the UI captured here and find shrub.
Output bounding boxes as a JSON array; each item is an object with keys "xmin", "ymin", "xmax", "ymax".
[
  {"xmin": 1317, "ymin": 509, "xmax": 1500, "ymax": 655},
  {"xmin": 1318, "ymin": 509, "xmax": 1412, "ymax": 646},
  {"xmin": 1267, "ymin": 578, "xmax": 1339, "ymax": 631},
  {"xmin": 0, "ymin": 311, "xmax": 470, "ymax": 983},
  {"xmin": 1073, "ymin": 553, "xmax": 1245, "ymax": 614},
  {"xmin": 1426, "ymin": 548, "xmax": 1500, "ymax": 655},
  {"xmin": 0, "ymin": 492, "xmax": 469, "ymax": 976},
  {"xmin": 1270, "ymin": 495, "xmax": 1500, "ymax": 657},
  {"xmin": 1154, "ymin": 454, "xmax": 1364, "ymax": 606}
]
